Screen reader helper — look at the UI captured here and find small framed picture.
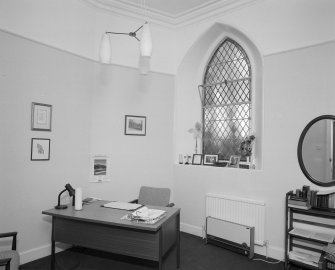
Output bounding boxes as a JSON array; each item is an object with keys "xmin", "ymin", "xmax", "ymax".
[
  {"xmin": 192, "ymin": 154, "xmax": 203, "ymax": 165},
  {"xmin": 31, "ymin": 102, "xmax": 52, "ymax": 131},
  {"xmin": 31, "ymin": 138, "xmax": 50, "ymax": 161},
  {"xmin": 229, "ymin": 155, "xmax": 241, "ymax": 168},
  {"xmin": 125, "ymin": 115, "xmax": 146, "ymax": 136},
  {"xmin": 203, "ymin": 154, "xmax": 218, "ymax": 165},
  {"xmin": 89, "ymin": 155, "xmax": 111, "ymax": 182}
]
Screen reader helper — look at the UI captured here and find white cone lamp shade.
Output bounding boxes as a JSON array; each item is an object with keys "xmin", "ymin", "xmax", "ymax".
[
  {"xmin": 140, "ymin": 23, "xmax": 152, "ymax": 57},
  {"xmin": 99, "ymin": 33, "xmax": 112, "ymax": 64}
]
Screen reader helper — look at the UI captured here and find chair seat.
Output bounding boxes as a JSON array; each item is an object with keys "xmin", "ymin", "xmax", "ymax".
[{"xmin": 0, "ymin": 250, "xmax": 19, "ymax": 270}]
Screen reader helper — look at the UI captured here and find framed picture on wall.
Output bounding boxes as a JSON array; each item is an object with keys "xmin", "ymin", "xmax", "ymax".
[
  {"xmin": 31, "ymin": 102, "xmax": 52, "ymax": 131},
  {"xmin": 89, "ymin": 155, "xmax": 111, "ymax": 182},
  {"xmin": 124, "ymin": 115, "xmax": 146, "ymax": 136},
  {"xmin": 31, "ymin": 138, "xmax": 50, "ymax": 161},
  {"xmin": 203, "ymin": 154, "xmax": 218, "ymax": 165}
]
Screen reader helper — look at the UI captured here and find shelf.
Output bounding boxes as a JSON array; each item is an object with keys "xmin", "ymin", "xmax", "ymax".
[
  {"xmin": 285, "ymin": 192, "xmax": 335, "ymax": 270},
  {"xmin": 289, "ymin": 228, "xmax": 335, "ymax": 243},
  {"xmin": 289, "ymin": 206, "xmax": 335, "ymax": 217},
  {"xmin": 287, "ymin": 258, "xmax": 322, "ymax": 270}
]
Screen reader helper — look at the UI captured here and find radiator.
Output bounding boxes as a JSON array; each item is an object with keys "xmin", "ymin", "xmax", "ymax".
[
  {"xmin": 206, "ymin": 193, "xmax": 266, "ymax": 246},
  {"xmin": 206, "ymin": 217, "xmax": 255, "ymax": 259}
]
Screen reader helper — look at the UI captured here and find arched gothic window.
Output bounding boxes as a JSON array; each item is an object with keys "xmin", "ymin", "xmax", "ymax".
[{"xmin": 199, "ymin": 38, "xmax": 252, "ymax": 161}]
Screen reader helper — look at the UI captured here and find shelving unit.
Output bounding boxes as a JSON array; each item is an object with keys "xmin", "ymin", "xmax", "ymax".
[{"xmin": 285, "ymin": 191, "xmax": 335, "ymax": 270}]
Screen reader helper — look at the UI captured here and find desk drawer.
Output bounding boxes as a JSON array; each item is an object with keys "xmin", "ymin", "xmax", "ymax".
[{"xmin": 54, "ymin": 217, "xmax": 159, "ymax": 260}]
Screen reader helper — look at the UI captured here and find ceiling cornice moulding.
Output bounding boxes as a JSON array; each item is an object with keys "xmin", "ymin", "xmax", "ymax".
[{"xmin": 83, "ymin": 0, "xmax": 258, "ymax": 28}]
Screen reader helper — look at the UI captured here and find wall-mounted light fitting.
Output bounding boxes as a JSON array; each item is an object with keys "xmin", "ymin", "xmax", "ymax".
[{"xmin": 99, "ymin": 21, "xmax": 153, "ymax": 66}]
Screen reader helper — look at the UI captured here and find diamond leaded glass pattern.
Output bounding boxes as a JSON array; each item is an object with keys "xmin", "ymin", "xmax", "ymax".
[{"xmin": 201, "ymin": 38, "xmax": 252, "ymax": 160}]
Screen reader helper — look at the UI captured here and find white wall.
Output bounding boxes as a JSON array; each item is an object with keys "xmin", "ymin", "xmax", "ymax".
[
  {"xmin": 172, "ymin": 0, "xmax": 335, "ymax": 259},
  {"xmin": 174, "ymin": 41, "xmax": 335, "ymax": 259},
  {"xmin": 0, "ymin": 31, "xmax": 93, "ymax": 263},
  {"xmin": 175, "ymin": 0, "xmax": 335, "ymax": 66},
  {"xmin": 0, "ymin": 29, "xmax": 175, "ymax": 263},
  {"xmin": 0, "ymin": 0, "xmax": 96, "ymax": 60},
  {"xmin": 88, "ymin": 64, "xmax": 175, "ymax": 201}
]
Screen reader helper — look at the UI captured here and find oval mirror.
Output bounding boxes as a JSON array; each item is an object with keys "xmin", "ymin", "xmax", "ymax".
[{"xmin": 298, "ymin": 115, "xmax": 335, "ymax": 186}]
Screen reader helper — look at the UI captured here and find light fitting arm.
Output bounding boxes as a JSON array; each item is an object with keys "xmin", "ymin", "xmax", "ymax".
[
  {"xmin": 99, "ymin": 21, "xmax": 152, "ymax": 66},
  {"xmin": 105, "ymin": 22, "xmax": 147, "ymax": 42}
]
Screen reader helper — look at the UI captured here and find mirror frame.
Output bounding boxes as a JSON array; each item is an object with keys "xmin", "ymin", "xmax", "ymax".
[{"xmin": 297, "ymin": 115, "xmax": 335, "ymax": 187}]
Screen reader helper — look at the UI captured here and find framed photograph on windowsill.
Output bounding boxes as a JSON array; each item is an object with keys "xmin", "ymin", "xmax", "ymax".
[
  {"xmin": 125, "ymin": 115, "xmax": 146, "ymax": 136},
  {"xmin": 192, "ymin": 154, "xmax": 203, "ymax": 165},
  {"xmin": 31, "ymin": 138, "xmax": 50, "ymax": 161},
  {"xmin": 229, "ymin": 155, "xmax": 241, "ymax": 168},
  {"xmin": 203, "ymin": 154, "xmax": 218, "ymax": 165},
  {"xmin": 31, "ymin": 102, "xmax": 52, "ymax": 131}
]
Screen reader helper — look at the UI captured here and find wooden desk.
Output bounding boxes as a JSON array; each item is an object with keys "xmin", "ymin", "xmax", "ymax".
[{"xmin": 42, "ymin": 201, "xmax": 180, "ymax": 270}]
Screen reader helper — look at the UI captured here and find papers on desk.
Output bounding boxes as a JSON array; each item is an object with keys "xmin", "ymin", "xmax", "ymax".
[
  {"xmin": 121, "ymin": 206, "xmax": 166, "ymax": 224},
  {"xmin": 102, "ymin": 201, "xmax": 142, "ymax": 211}
]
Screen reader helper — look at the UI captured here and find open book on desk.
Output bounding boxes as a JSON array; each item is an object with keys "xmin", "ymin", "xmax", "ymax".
[{"xmin": 102, "ymin": 201, "xmax": 143, "ymax": 211}]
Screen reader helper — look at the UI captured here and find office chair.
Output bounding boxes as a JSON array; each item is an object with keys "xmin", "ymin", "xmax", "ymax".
[
  {"xmin": 0, "ymin": 232, "xmax": 19, "ymax": 270},
  {"xmin": 131, "ymin": 186, "xmax": 174, "ymax": 207}
]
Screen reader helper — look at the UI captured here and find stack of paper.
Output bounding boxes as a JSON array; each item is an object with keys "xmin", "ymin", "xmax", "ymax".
[
  {"xmin": 289, "ymin": 228, "xmax": 312, "ymax": 238},
  {"xmin": 289, "ymin": 228, "xmax": 335, "ymax": 243},
  {"xmin": 289, "ymin": 250, "xmax": 321, "ymax": 267},
  {"xmin": 122, "ymin": 206, "xmax": 166, "ymax": 224}
]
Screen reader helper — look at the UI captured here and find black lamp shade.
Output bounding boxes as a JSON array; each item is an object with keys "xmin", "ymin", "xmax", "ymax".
[{"xmin": 54, "ymin": 183, "xmax": 76, "ymax": 209}]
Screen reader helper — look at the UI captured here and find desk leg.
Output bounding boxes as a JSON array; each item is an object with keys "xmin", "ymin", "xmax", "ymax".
[
  {"xmin": 51, "ymin": 217, "xmax": 55, "ymax": 270},
  {"xmin": 177, "ymin": 213, "xmax": 180, "ymax": 268},
  {"xmin": 158, "ymin": 229, "xmax": 163, "ymax": 270}
]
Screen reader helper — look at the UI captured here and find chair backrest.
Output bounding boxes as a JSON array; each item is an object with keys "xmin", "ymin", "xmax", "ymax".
[{"xmin": 138, "ymin": 186, "xmax": 171, "ymax": 207}]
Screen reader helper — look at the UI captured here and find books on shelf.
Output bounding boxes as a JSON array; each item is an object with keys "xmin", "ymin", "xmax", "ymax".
[
  {"xmin": 289, "ymin": 188, "xmax": 335, "ymax": 210},
  {"xmin": 289, "ymin": 228, "xmax": 335, "ymax": 243}
]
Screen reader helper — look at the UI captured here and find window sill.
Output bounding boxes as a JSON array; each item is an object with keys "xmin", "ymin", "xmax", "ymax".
[{"xmin": 175, "ymin": 163, "xmax": 260, "ymax": 171}]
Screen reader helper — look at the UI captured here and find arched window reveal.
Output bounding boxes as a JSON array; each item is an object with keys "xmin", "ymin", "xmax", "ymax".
[{"xmin": 199, "ymin": 38, "xmax": 252, "ymax": 160}]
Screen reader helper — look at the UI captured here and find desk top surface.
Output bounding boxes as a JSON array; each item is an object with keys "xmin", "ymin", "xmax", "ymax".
[{"xmin": 42, "ymin": 201, "xmax": 180, "ymax": 231}]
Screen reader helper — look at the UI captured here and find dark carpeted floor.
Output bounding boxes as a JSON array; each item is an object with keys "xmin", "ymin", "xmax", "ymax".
[{"xmin": 21, "ymin": 232, "xmax": 288, "ymax": 270}]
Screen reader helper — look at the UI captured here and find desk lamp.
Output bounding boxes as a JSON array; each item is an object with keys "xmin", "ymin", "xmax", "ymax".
[{"xmin": 54, "ymin": 183, "xmax": 76, "ymax": 209}]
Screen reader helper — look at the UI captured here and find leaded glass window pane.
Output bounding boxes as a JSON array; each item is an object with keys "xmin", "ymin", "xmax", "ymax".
[{"xmin": 200, "ymin": 38, "xmax": 252, "ymax": 160}]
